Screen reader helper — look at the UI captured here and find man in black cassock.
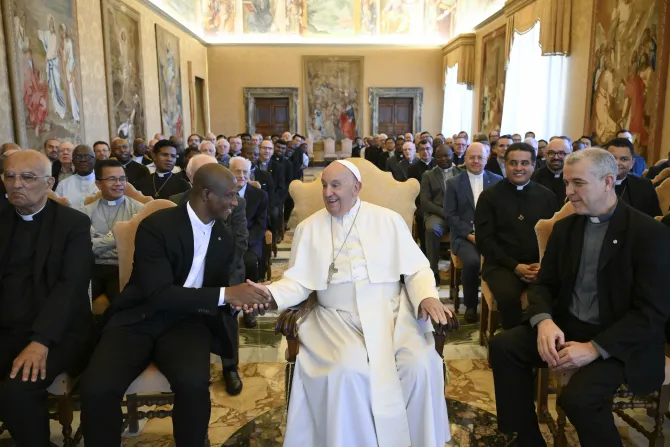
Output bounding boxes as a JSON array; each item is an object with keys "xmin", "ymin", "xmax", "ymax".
[{"xmin": 135, "ymin": 140, "xmax": 191, "ymax": 200}]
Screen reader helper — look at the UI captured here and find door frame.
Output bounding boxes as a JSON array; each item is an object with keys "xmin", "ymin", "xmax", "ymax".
[
  {"xmin": 368, "ymin": 88, "xmax": 423, "ymax": 136},
  {"xmin": 244, "ymin": 88, "xmax": 299, "ymax": 135}
]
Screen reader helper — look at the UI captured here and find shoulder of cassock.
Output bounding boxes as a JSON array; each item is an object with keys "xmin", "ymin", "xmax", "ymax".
[{"xmin": 283, "ymin": 200, "xmax": 430, "ymax": 291}]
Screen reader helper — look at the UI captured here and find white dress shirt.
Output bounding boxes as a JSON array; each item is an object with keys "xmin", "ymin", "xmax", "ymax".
[
  {"xmin": 55, "ymin": 172, "xmax": 98, "ymax": 210},
  {"xmin": 184, "ymin": 202, "xmax": 226, "ymax": 305},
  {"xmin": 467, "ymin": 171, "xmax": 484, "ymax": 205},
  {"xmin": 238, "ymin": 184, "xmax": 247, "ymax": 198},
  {"xmin": 329, "ymin": 199, "xmax": 368, "ymax": 284}
]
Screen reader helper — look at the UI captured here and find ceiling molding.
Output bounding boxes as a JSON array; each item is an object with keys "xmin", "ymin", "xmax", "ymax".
[
  {"xmin": 441, "ymin": 33, "xmax": 476, "ymax": 55},
  {"xmin": 137, "ymin": 0, "xmax": 208, "ymax": 46},
  {"xmin": 474, "ymin": 8, "xmax": 505, "ymax": 31},
  {"xmin": 503, "ymin": 0, "xmax": 537, "ymax": 17}
]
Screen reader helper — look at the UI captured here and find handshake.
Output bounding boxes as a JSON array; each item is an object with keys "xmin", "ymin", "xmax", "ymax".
[{"xmin": 226, "ymin": 280, "xmax": 276, "ymax": 314}]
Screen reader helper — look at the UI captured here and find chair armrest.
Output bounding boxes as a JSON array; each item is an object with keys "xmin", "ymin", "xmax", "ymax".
[
  {"xmin": 433, "ymin": 312, "xmax": 460, "ymax": 334},
  {"xmin": 274, "ymin": 293, "xmax": 317, "ymax": 338}
]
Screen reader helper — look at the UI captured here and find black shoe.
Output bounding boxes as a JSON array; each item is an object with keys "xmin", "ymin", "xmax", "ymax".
[
  {"xmin": 222, "ymin": 368, "xmax": 243, "ymax": 396},
  {"xmin": 243, "ymin": 312, "xmax": 257, "ymax": 328},
  {"xmin": 464, "ymin": 307, "xmax": 478, "ymax": 324}
]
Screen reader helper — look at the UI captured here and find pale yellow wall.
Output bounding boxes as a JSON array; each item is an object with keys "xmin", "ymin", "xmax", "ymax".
[
  {"xmin": 78, "ymin": 0, "xmax": 208, "ymax": 144},
  {"xmin": 206, "ymin": 45, "xmax": 444, "ymax": 136}
]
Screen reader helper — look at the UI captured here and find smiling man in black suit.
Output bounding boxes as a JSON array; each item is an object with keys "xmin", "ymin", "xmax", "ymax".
[{"xmin": 80, "ymin": 164, "xmax": 271, "ymax": 447}]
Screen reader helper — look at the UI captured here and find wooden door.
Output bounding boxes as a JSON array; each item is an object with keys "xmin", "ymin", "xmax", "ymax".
[
  {"xmin": 254, "ymin": 98, "xmax": 289, "ymax": 137},
  {"xmin": 378, "ymin": 97, "xmax": 413, "ymax": 136}
]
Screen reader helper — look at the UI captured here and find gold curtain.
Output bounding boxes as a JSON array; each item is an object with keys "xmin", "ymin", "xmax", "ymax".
[
  {"xmin": 441, "ymin": 33, "xmax": 476, "ymax": 88},
  {"xmin": 503, "ymin": 0, "xmax": 542, "ymax": 64},
  {"xmin": 538, "ymin": 0, "xmax": 572, "ymax": 55}
]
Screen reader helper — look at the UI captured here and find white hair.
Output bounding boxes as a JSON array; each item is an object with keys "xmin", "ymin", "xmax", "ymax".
[
  {"xmin": 198, "ymin": 141, "xmax": 215, "ymax": 154},
  {"xmin": 186, "ymin": 154, "xmax": 217, "ymax": 181},
  {"xmin": 524, "ymin": 137, "xmax": 538, "ymax": 152},
  {"xmin": 378, "ymin": 133, "xmax": 388, "ymax": 140},
  {"xmin": 229, "ymin": 156, "xmax": 251, "ymax": 171},
  {"xmin": 565, "ymin": 147, "xmax": 618, "ymax": 180}
]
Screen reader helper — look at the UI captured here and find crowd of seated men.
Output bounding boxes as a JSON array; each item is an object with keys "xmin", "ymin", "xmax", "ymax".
[
  {"xmin": 0, "ymin": 130, "xmax": 307, "ymax": 445},
  {"xmin": 0, "ymin": 122, "xmax": 669, "ymax": 446}
]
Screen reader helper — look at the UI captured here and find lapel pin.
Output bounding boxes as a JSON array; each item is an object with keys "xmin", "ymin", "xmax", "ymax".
[
  {"xmin": 218, "ymin": 237, "xmax": 221, "ymax": 241},
  {"xmin": 518, "ymin": 214, "xmax": 524, "ymax": 221},
  {"xmin": 613, "ymin": 240, "xmax": 617, "ymax": 244}
]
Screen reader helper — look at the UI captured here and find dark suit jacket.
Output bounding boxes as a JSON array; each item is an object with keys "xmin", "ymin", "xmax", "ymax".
[
  {"xmin": 252, "ymin": 167, "xmax": 276, "ymax": 210},
  {"xmin": 263, "ymin": 159, "xmax": 287, "ymax": 206},
  {"xmin": 104, "ymin": 205, "xmax": 241, "ymax": 357},
  {"xmin": 391, "ymin": 159, "xmax": 412, "ymax": 182},
  {"xmin": 51, "ymin": 160, "xmax": 63, "ymax": 191},
  {"xmin": 0, "ymin": 182, "xmax": 7, "ymax": 213},
  {"xmin": 122, "ymin": 160, "xmax": 150, "ymax": 187},
  {"xmin": 364, "ymin": 145, "xmax": 383, "ymax": 167},
  {"xmin": 420, "ymin": 166, "xmax": 462, "ymax": 220},
  {"xmin": 445, "ymin": 170, "xmax": 502, "ymax": 252},
  {"xmin": 484, "ymin": 157, "xmax": 504, "ymax": 177},
  {"xmin": 647, "ymin": 160, "xmax": 670, "ymax": 181},
  {"xmin": 385, "ymin": 152, "xmax": 403, "ymax": 175},
  {"xmin": 526, "ymin": 202, "xmax": 670, "ymax": 394},
  {"xmin": 0, "ymin": 199, "xmax": 92, "ymax": 347},
  {"xmin": 620, "ymin": 174, "xmax": 663, "ymax": 217},
  {"xmin": 243, "ymin": 184, "xmax": 268, "ymax": 258}
]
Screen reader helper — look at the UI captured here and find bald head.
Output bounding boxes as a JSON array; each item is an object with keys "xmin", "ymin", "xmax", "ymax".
[
  {"xmin": 3, "ymin": 150, "xmax": 54, "ymax": 214},
  {"xmin": 192, "ymin": 163, "xmax": 236, "ymax": 197},
  {"xmin": 464, "ymin": 142, "xmax": 487, "ymax": 175},
  {"xmin": 0, "ymin": 142, "xmax": 20, "ymax": 155},
  {"xmin": 186, "ymin": 154, "xmax": 218, "ymax": 181},
  {"xmin": 545, "ymin": 138, "xmax": 571, "ymax": 172}
]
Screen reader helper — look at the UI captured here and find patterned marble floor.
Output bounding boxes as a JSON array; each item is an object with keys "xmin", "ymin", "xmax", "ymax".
[{"xmin": 3, "ymin": 167, "xmax": 668, "ymax": 446}]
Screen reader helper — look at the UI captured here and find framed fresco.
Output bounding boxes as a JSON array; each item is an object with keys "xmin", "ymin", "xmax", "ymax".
[
  {"xmin": 583, "ymin": 0, "xmax": 670, "ymax": 162},
  {"xmin": 303, "ymin": 55, "xmax": 363, "ymax": 141},
  {"xmin": 155, "ymin": 24, "xmax": 184, "ymax": 139},
  {"xmin": 478, "ymin": 25, "xmax": 506, "ymax": 135},
  {"xmin": 101, "ymin": 0, "xmax": 146, "ymax": 142},
  {"xmin": 2, "ymin": 0, "xmax": 85, "ymax": 148}
]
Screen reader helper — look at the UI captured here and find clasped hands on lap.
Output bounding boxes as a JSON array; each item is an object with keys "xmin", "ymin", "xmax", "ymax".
[
  {"xmin": 537, "ymin": 319, "xmax": 600, "ymax": 371},
  {"xmin": 514, "ymin": 263, "xmax": 540, "ymax": 283}
]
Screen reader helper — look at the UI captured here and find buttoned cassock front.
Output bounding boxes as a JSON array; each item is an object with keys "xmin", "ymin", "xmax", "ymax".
[{"xmin": 267, "ymin": 200, "xmax": 450, "ymax": 447}]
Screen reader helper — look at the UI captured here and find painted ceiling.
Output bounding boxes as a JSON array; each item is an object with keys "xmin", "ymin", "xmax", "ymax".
[{"xmin": 148, "ymin": 0, "xmax": 504, "ymax": 44}]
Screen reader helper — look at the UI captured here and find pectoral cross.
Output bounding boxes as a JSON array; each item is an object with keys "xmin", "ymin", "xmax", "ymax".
[{"xmin": 327, "ymin": 262, "xmax": 338, "ymax": 285}]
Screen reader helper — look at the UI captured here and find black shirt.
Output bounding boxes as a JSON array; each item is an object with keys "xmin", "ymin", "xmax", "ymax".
[
  {"xmin": 135, "ymin": 172, "xmax": 191, "ymax": 200},
  {"xmin": 408, "ymin": 159, "xmax": 435, "ymax": 183},
  {"xmin": 122, "ymin": 160, "xmax": 151, "ymax": 187},
  {"xmin": 615, "ymin": 175, "xmax": 662, "ymax": 217},
  {"xmin": 1, "ymin": 211, "xmax": 42, "ymax": 330},
  {"xmin": 532, "ymin": 166, "xmax": 566, "ymax": 207},
  {"xmin": 475, "ymin": 180, "xmax": 558, "ymax": 272}
]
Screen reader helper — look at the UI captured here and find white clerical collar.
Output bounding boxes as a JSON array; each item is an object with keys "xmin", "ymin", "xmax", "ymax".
[
  {"xmin": 156, "ymin": 171, "xmax": 171, "ymax": 178},
  {"xmin": 77, "ymin": 172, "xmax": 95, "ymax": 181},
  {"xmin": 186, "ymin": 202, "xmax": 215, "ymax": 231},
  {"xmin": 338, "ymin": 198, "xmax": 361, "ymax": 223},
  {"xmin": 589, "ymin": 201, "xmax": 617, "ymax": 223},
  {"xmin": 441, "ymin": 166, "xmax": 454, "ymax": 173},
  {"xmin": 512, "ymin": 180, "xmax": 530, "ymax": 190},
  {"xmin": 615, "ymin": 176, "xmax": 626, "ymax": 186},
  {"xmin": 239, "ymin": 184, "xmax": 247, "ymax": 198},
  {"xmin": 547, "ymin": 167, "xmax": 562, "ymax": 178},
  {"xmin": 103, "ymin": 196, "xmax": 125, "ymax": 206},
  {"xmin": 17, "ymin": 203, "xmax": 46, "ymax": 221},
  {"xmin": 421, "ymin": 159, "xmax": 431, "ymax": 166},
  {"xmin": 467, "ymin": 170, "xmax": 484, "ymax": 179},
  {"xmin": 133, "ymin": 156, "xmax": 143, "ymax": 164}
]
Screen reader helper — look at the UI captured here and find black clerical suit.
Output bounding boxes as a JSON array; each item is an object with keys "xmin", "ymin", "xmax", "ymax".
[
  {"xmin": 0, "ymin": 182, "xmax": 7, "ymax": 213},
  {"xmin": 121, "ymin": 160, "xmax": 150, "ymax": 187},
  {"xmin": 453, "ymin": 153, "xmax": 465, "ymax": 166},
  {"xmin": 377, "ymin": 151, "xmax": 391, "ymax": 171},
  {"xmin": 385, "ymin": 151, "xmax": 403, "ymax": 175},
  {"xmin": 475, "ymin": 180, "xmax": 557, "ymax": 328},
  {"xmin": 241, "ymin": 184, "xmax": 268, "ymax": 282},
  {"xmin": 364, "ymin": 145, "xmax": 383, "ymax": 167},
  {"xmin": 490, "ymin": 202, "xmax": 670, "ymax": 447},
  {"xmin": 80, "ymin": 204, "xmax": 240, "ymax": 447},
  {"xmin": 135, "ymin": 171, "xmax": 191, "ymax": 200},
  {"xmin": 647, "ymin": 159, "xmax": 670, "ymax": 181},
  {"xmin": 391, "ymin": 158, "xmax": 412, "ymax": 182},
  {"xmin": 408, "ymin": 159, "xmax": 436, "ymax": 253},
  {"xmin": 615, "ymin": 174, "xmax": 662, "ymax": 217},
  {"xmin": 0, "ymin": 200, "xmax": 92, "ymax": 445},
  {"xmin": 484, "ymin": 157, "xmax": 504, "ymax": 177},
  {"xmin": 258, "ymin": 158, "xmax": 286, "ymax": 235},
  {"xmin": 274, "ymin": 155, "xmax": 294, "ymax": 226},
  {"xmin": 532, "ymin": 166, "xmax": 566, "ymax": 206}
]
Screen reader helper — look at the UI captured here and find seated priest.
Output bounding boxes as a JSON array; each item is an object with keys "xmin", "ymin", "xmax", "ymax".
[
  {"xmin": 421, "ymin": 144, "xmax": 461, "ymax": 285},
  {"xmin": 135, "ymin": 139, "xmax": 190, "ymax": 200},
  {"xmin": 82, "ymin": 160, "xmax": 144, "ymax": 302},
  {"xmin": 0, "ymin": 150, "xmax": 92, "ymax": 445},
  {"xmin": 490, "ymin": 148, "xmax": 670, "ymax": 447},
  {"xmin": 605, "ymin": 138, "xmax": 662, "ymax": 218},
  {"xmin": 475, "ymin": 143, "xmax": 557, "ymax": 329},
  {"xmin": 531, "ymin": 137, "xmax": 572, "ymax": 205},
  {"xmin": 229, "ymin": 156, "xmax": 268, "ymax": 283},
  {"xmin": 248, "ymin": 160, "xmax": 452, "ymax": 447},
  {"xmin": 55, "ymin": 144, "xmax": 99, "ymax": 210},
  {"xmin": 79, "ymin": 164, "xmax": 271, "ymax": 446}
]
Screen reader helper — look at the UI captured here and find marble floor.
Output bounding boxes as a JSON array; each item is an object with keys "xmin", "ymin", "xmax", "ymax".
[{"xmin": 3, "ymin": 167, "xmax": 669, "ymax": 446}]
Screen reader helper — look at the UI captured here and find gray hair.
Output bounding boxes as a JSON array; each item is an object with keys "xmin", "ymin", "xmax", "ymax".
[
  {"xmin": 565, "ymin": 147, "xmax": 618, "ymax": 180},
  {"xmin": 524, "ymin": 137, "xmax": 538, "ymax": 151},
  {"xmin": 229, "ymin": 156, "xmax": 251, "ymax": 171},
  {"xmin": 198, "ymin": 141, "xmax": 215, "ymax": 154},
  {"xmin": 186, "ymin": 154, "xmax": 217, "ymax": 181}
]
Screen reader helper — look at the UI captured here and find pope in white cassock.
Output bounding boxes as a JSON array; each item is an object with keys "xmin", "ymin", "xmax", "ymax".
[{"xmin": 249, "ymin": 160, "xmax": 452, "ymax": 447}]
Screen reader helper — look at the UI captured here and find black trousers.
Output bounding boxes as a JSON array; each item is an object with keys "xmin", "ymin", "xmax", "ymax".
[
  {"xmin": 269, "ymin": 205, "xmax": 281, "ymax": 235},
  {"xmin": 483, "ymin": 266, "xmax": 528, "ymax": 329},
  {"xmin": 0, "ymin": 330, "xmax": 86, "ymax": 447},
  {"xmin": 244, "ymin": 250, "xmax": 260, "ymax": 283},
  {"xmin": 284, "ymin": 196, "xmax": 294, "ymax": 225},
  {"xmin": 415, "ymin": 212, "xmax": 427, "ymax": 254},
  {"xmin": 91, "ymin": 264, "xmax": 120, "ymax": 301},
  {"xmin": 80, "ymin": 317, "xmax": 213, "ymax": 447},
  {"xmin": 453, "ymin": 241, "xmax": 481, "ymax": 309},
  {"xmin": 490, "ymin": 316, "xmax": 625, "ymax": 447},
  {"xmin": 214, "ymin": 311, "xmax": 239, "ymax": 370}
]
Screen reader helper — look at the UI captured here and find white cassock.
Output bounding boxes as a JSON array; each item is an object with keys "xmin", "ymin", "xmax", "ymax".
[{"xmin": 267, "ymin": 199, "xmax": 450, "ymax": 447}]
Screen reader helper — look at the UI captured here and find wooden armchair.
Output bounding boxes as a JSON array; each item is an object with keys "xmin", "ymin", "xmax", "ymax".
[
  {"xmin": 652, "ymin": 167, "xmax": 670, "ymax": 186},
  {"xmin": 274, "ymin": 158, "xmax": 459, "ymax": 402},
  {"xmin": 534, "ymin": 202, "xmax": 670, "ymax": 447},
  {"xmin": 656, "ymin": 176, "xmax": 670, "ymax": 216}
]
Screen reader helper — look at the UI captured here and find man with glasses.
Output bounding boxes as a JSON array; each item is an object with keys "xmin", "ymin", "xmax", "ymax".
[
  {"xmin": 531, "ymin": 138, "xmax": 571, "ymax": 206},
  {"xmin": 452, "ymin": 136, "xmax": 467, "ymax": 166},
  {"xmin": 82, "ymin": 160, "xmax": 144, "ymax": 302},
  {"xmin": 488, "ymin": 129, "xmax": 500, "ymax": 148},
  {"xmin": 55, "ymin": 145, "xmax": 99, "ymax": 209},
  {"xmin": 0, "ymin": 150, "xmax": 92, "ymax": 446},
  {"xmin": 111, "ymin": 138, "xmax": 149, "ymax": 187}
]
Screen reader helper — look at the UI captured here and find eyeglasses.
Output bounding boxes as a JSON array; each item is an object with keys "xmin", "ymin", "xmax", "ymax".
[
  {"xmin": 99, "ymin": 176, "xmax": 127, "ymax": 184},
  {"xmin": 72, "ymin": 154, "xmax": 95, "ymax": 161},
  {"xmin": 546, "ymin": 150, "xmax": 568, "ymax": 158},
  {"xmin": 232, "ymin": 169, "xmax": 250, "ymax": 176},
  {"xmin": 2, "ymin": 172, "xmax": 50, "ymax": 184}
]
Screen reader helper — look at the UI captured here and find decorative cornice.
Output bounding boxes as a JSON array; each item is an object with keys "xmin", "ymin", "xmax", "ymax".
[
  {"xmin": 441, "ymin": 33, "xmax": 476, "ymax": 55},
  {"xmin": 474, "ymin": 8, "xmax": 505, "ymax": 31},
  {"xmin": 137, "ymin": 0, "xmax": 207, "ymax": 46},
  {"xmin": 503, "ymin": 0, "xmax": 537, "ymax": 17}
]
